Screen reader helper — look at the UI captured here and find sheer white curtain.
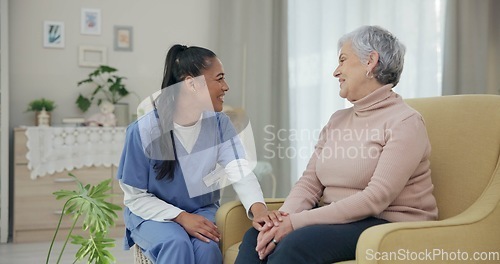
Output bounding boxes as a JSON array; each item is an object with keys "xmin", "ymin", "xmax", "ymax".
[
  {"xmin": 288, "ymin": 0, "xmax": 446, "ymax": 183},
  {"xmin": 443, "ymin": 0, "xmax": 500, "ymax": 95}
]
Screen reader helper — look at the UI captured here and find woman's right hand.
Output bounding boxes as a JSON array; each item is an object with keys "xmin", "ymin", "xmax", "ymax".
[{"xmin": 173, "ymin": 211, "xmax": 221, "ymax": 243}]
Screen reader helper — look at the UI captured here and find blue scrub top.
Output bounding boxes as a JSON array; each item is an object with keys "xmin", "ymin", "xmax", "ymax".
[{"xmin": 117, "ymin": 110, "xmax": 245, "ymax": 248}]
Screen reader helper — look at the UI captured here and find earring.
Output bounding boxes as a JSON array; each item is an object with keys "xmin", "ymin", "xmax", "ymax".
[
  {"xmin": 191, "ymin": 85, "xmax": 197, "ymax": 93},
  {"xmin": 365, "ymin": 70, "xmax": 374, "ymax": 79}
]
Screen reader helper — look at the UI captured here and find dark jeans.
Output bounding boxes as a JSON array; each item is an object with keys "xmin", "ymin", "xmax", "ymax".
[{"xmin": 235, "ymin": 217, "xmax": 389, "ymax": 264}]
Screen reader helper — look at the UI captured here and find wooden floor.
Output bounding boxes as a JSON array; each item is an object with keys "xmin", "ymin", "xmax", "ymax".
[{"xmin": 0, "ymin": 237, "xmax": 134, "ymax": 263}]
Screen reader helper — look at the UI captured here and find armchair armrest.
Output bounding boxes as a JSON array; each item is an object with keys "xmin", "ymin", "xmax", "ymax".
[
  {"xmin": 216, "ymin": 198, "xmax": 285, "ymax": 258},
  {"xmin": 356, "ymin": 166, "xmax": 500, "ymax": 263},
  {"xmin": 215, "ymin": 164, "xmax": 500, "ymax": 263}
]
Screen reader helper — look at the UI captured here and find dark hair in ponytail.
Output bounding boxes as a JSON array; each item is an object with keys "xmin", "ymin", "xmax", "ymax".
[{"xmin": 155, "ymin": 45, "xmax": 217, "ymax": 181}]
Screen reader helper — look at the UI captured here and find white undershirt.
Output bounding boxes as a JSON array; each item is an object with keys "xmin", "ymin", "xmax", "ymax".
[{"xmin": 173, "ymin": 115, "xmax": 203, "ymax": 154}]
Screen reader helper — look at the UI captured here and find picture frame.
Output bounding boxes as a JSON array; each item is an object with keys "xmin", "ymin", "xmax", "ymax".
[
  {"xmin": 43, "ymin": 21, "xmax": 65, "ymax": 48},
  {"xmin": 114, "ymin": 26, "xmax": 133, "ymax": 52},
  {"xmin": 81, "ymin": 8, "xmax": 101, "ymax": 35},
  {"xmin": 78, "ymin": 46, "xmax": 107, "ymax": 68}
]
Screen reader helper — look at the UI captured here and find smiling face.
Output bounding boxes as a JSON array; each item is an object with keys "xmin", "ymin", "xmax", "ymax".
[
  {"xmin": 333, "ymin": 42, "xmax": 380, "ymax": 102},
  {"xmin": 201, "ymin": 57, "xmax": 228, "ymax": 112}
]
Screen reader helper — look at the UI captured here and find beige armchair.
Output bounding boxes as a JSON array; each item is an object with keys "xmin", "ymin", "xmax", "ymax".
[{"xmin": 215, "ymin": 95, "xmax": 500, "ymax": 264}]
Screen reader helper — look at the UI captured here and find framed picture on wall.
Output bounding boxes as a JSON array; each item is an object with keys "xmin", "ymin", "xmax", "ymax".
[
  {"xmin": 81, "ymin": 8, "xmax": 101, "ymax": 35},
  {"xmin": 78, "ymin": 46, "xmax": 107, "ymax": 68},
  {"xmin": 114, "ymin": 26, "xmax": 133, "ymax": 52},
  {"xmin": 43, "ymin": 21, "xmax": 65, "ymax": 48}
]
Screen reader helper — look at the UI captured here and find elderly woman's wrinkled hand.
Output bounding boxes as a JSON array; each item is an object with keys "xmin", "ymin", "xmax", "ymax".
[{"xmin": 255, "ymin": 215, "xmax": 293, "ymax": 260}]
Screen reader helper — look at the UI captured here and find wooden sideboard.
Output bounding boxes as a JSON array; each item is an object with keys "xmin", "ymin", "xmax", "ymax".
[{"xmin": 13, "ymin": 128, "xmax": 125, "ymax": 243}]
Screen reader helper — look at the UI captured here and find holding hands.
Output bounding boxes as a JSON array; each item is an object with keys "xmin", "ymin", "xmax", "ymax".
[
  {"xmin": 250, "ymin": 202, "xmax": 293, "ymax": 260},
  {"xmin": 173, "ymin": 203, "xmax": 289, "ymax": 248},
  {"xmin": 251, "ymin": 202, "xmax": 288, "ymax": 231},
  {"xmin": 255, "ymin": 215, "xmax": 293, "ymax": 260}
]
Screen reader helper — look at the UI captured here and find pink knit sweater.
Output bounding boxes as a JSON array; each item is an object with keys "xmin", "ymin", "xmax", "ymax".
[{"xmin": 280, "ymin": 85, "xmax": 438, "ymax": 230}]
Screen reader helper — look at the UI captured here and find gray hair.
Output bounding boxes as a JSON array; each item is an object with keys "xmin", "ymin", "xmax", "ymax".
[{"xmin": 338, "ymin": 25, "xmax": 406, "ymax": 87}]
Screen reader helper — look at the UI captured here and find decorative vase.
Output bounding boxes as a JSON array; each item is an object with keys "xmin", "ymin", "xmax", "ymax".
[
  {"xmin": 35, "ymin": 109, "xmax": 51, "ymax": 126},
  {"xmin": 113, "ymin": 102, "xmax": 130, "ymax": 127}
]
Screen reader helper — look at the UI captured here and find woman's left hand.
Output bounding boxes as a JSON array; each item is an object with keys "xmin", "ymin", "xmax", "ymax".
[
  {"xmin": 255, "ymin": 215, "xmax": 293, "ymax": 260},
  {"xmin": 250, "ymin": 203, "xmax": 288, "ymax": 231},
  {"xmin": 252, "ymin": 209, "xmax": 288, "ymax": 231}
]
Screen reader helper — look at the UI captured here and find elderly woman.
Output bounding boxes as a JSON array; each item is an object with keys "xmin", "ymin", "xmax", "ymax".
[{"xmin": 235, "ymin": 25, "xmax": 438, "ymax": 264}]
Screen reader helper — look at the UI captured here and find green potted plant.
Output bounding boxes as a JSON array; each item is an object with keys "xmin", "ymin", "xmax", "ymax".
[
  {"xmin": 26, "ymin": 98, "xmax": 57, "ymax": 126},
  {"xmin": 76, "ymin": 65, "xmax": 129, "ymax": 113},
  {"xmin": 46, "ymin": 173, "xmax": 122, "ymax": 264}
]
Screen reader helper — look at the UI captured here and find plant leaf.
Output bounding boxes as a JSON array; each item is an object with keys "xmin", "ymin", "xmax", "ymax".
[
  {"xmin": 98, "ymin": 65, "xmax": 117, "ymax": 73},
  {"xmin": 77, "ymin": 78, "xmax": 93, "ymax": 86},
  {"xmin": 76, "ymin": 95, "xmax": 92, "ymax": 112},
  {"xmin": 49, "ymin": 173, "xmax": 121, "ymax": 264},
  {"xmin": 72, "ymin": 232, "xmax": 116, "ymax": 264}
]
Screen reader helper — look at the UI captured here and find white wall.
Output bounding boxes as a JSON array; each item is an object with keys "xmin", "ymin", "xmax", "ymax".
[
  {"xmin": 4, "ymin": 0, "xmax": 223, "ymax": 240},
  {"xmin": 1, "ymin": 0, "xmax": 10, "ymax": 244},
  {"xmin": 9, "ymin": 0, "xmax": 220, "ymax": 129},
  {"xmin": 7, "ymin": 0, "xmax": 288, "ymax": 205}
]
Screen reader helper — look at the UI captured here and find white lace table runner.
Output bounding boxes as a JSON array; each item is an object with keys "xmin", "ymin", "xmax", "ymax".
[{"xmin": 25, "ymin": 126, "xmax": 127, "ymax": 179}]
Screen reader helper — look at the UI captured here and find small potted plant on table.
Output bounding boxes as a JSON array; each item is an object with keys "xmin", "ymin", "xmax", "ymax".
[{"xmin": 26, "ymin": 98, "xmax": 56, "ymax": 126}]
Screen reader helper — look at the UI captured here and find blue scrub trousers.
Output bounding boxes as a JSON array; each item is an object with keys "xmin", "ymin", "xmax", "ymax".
[
  {"xmin": 235, "ymin": 217, "xmax": 389, "ymax": 264},
  {"xmin": 130, "ymin": 206, "xmax": 222, "ymax": 264}
]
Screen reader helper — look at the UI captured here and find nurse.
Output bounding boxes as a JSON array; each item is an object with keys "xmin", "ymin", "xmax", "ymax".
[{"xmin": 117, "ymin": 44, "xmax": 283, "ymax": 264}]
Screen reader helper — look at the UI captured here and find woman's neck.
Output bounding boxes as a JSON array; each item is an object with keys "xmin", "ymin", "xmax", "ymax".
[
  {"xmin": 173, "ymin": 103, "xmax": 202, "ymax": 126},
  {"xmin": 348, "ymin": 80, "xmax": 384, "ymax": 103}
]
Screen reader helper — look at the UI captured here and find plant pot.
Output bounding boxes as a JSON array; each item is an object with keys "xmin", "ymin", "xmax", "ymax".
[
  {"xmin": 113, "ymin": 102, "xmax": 130, "ymax": 127},
  {"xmin": 35, "ymin": 111, "xmax": 51, "ymax": 126}
]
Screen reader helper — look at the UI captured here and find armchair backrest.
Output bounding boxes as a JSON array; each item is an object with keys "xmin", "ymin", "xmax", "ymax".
[{"xmin": 405, "ymin": 95, "xmax": 500, "ymax": 220}]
